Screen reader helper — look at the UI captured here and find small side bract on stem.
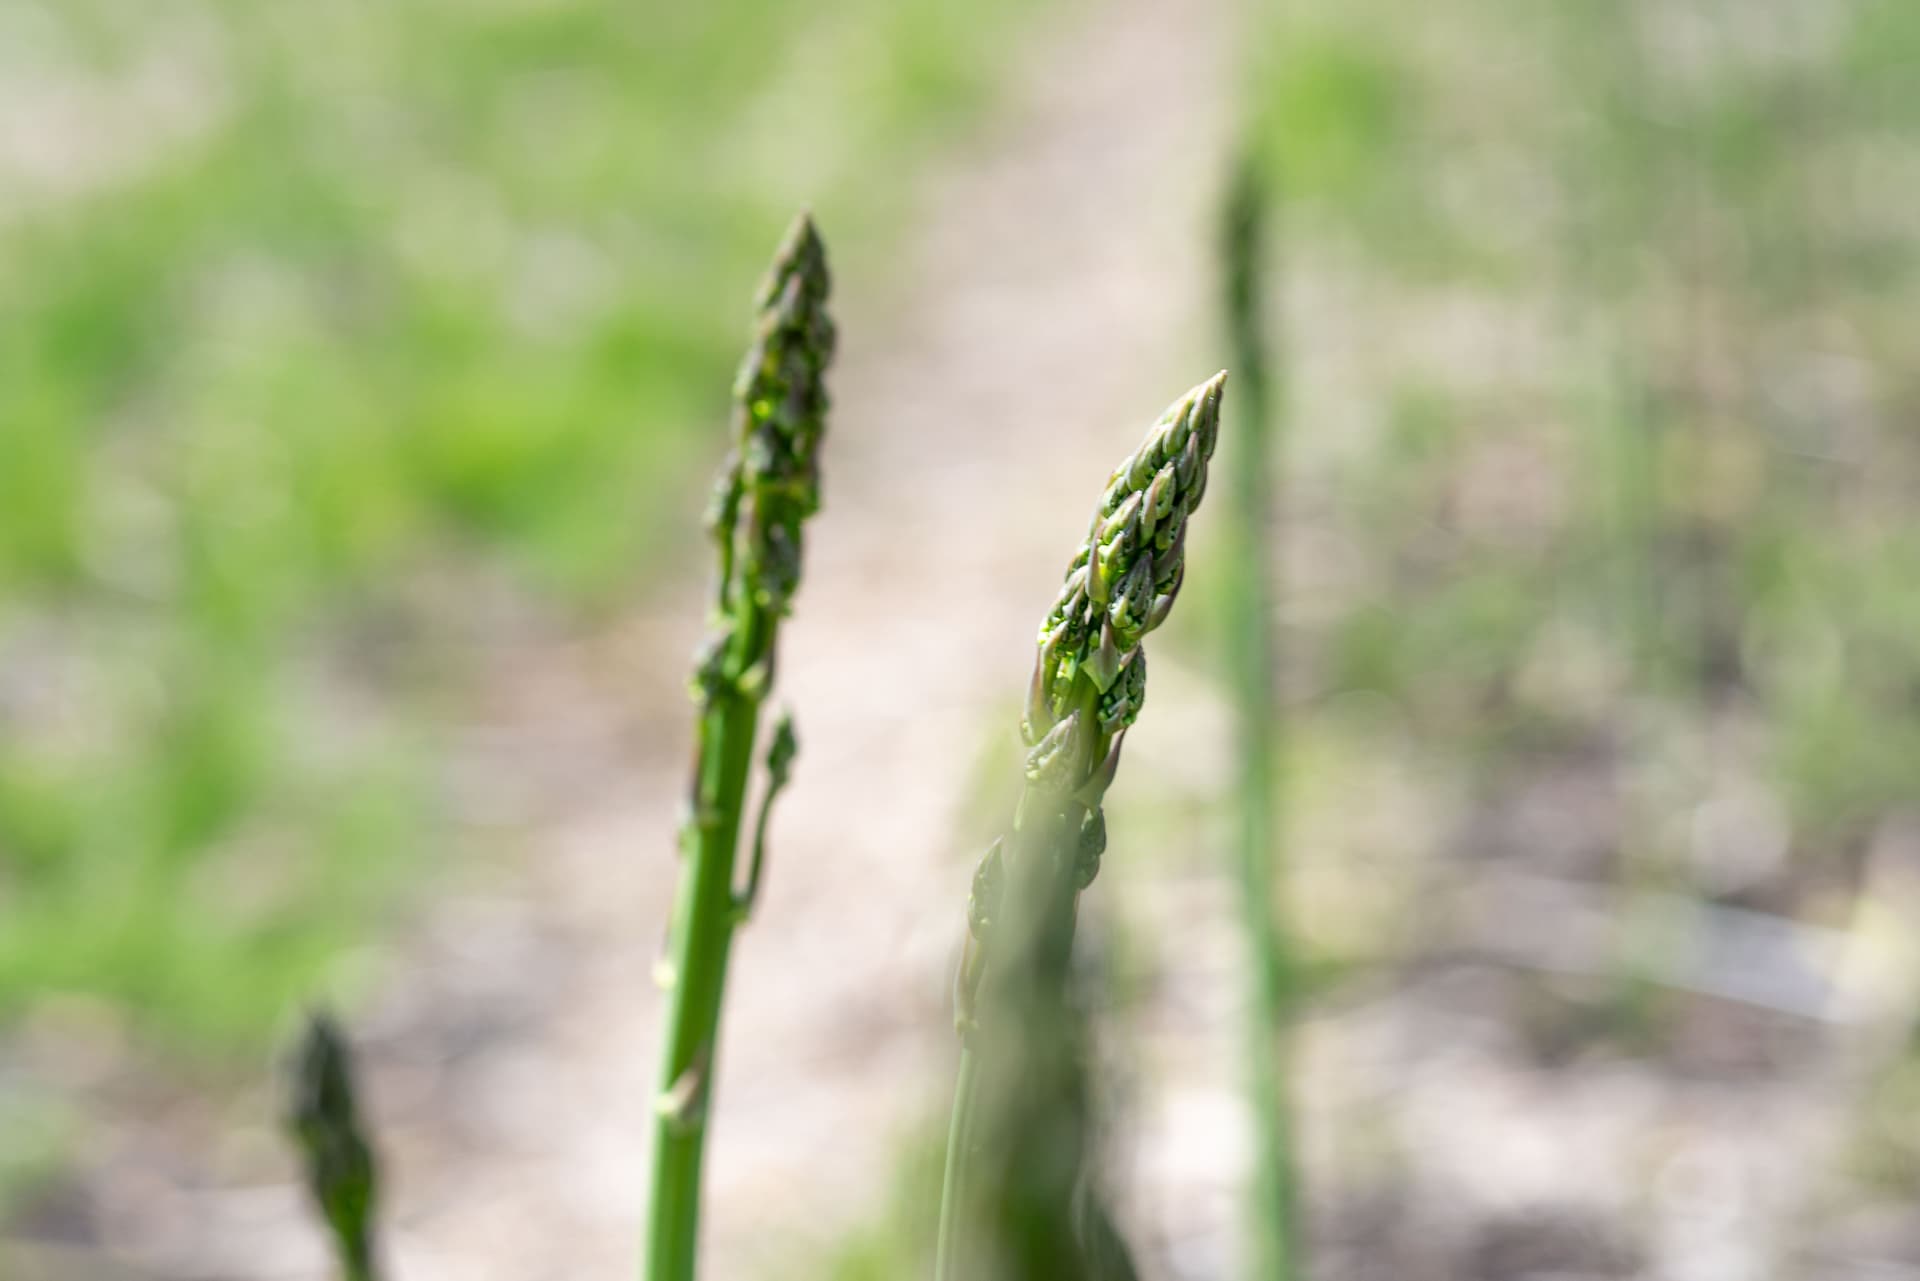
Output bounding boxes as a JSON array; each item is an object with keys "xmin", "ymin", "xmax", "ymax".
[
  {"xmin": 938, "ymin": 372, "xmax": 1227, "ymax": 1281},
  {"xmin": 644, "ymin": 210, "xmax": 834, "ymax": 1281}
]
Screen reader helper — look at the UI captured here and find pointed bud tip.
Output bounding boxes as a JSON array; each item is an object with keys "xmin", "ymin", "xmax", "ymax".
[
  {"xmin": 1156, "ymin": 371, "xmax": 1228, "ymax": 437},
  {"xmin": 759, "ymin": 208, "xmax": 830, "ymax": 305},
  {"xmin": 785, "ymin": 208, "xmax": 826, "ymax": 260},
  {"xmin": 295, "ymin": 1007, "xmax": 345, "ymax": 1065},
  {"xmin": 1189, "ymin": 370, "xmax": 1227, "ymax": 442}
]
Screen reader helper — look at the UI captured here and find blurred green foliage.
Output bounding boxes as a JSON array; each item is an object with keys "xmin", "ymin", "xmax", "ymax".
[
  {"xmin": 1244, "ymin": 0, "xmax": 1920, "ymax": 857},
  {"xmin": 808, "ymin": 1128, "xmax": 947, "ymax": 1281},
  {"xmin": 0, "ymin": 0, "xmax": 1038, "ymax": 1053},
  {"xmin": 1234, "ymin": 0, "xmax": 1920, "ymax": 1220}
]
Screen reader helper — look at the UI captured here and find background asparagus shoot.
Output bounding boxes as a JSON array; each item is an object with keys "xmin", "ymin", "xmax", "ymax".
[
  {"xmin": 286, "ymin": 1010, "xmax": 385, "ymax": 1281},
  {"xmin": 937, "ymin": 372, "xmax": 1228, "ymax": 1281},
  {"xmin": 1220, "ymin": 150, "xmax": 1300, "ymax": 1281},
  {"xmin": 644, "ymin": 212, "xmax": 834, "ymax": 1281}
]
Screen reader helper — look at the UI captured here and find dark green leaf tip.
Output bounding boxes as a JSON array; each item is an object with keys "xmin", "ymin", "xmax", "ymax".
[{"xmin": 286, "ymin": 1009, "xmax": 382, "ymax": 1281}]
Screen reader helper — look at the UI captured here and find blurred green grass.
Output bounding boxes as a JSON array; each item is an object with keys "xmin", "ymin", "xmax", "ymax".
[
  {"xmin": 1242, "ymin": 0, "xmax": 1920, "ymax": 867},
  {"xmin": 0, "ymin": 0, "xmax": 1041, "ymax": 1054},
  {"xmin": 1229, "ymin": 0, "xmax": 1920, "ymax": 1231}
]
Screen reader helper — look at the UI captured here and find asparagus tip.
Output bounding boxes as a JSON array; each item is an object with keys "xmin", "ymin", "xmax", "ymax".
[{"xmin": 285, "ymin": 1008, "xmax": 382, "ymax": 1280}]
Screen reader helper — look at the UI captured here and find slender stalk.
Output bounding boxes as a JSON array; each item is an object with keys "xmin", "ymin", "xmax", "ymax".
[
  {"xmin": 936, "ymin": 373, "xmax": 1228, "ymax": 1281},
  {"xmin": 286, "ymin": 1010, "xmax": 385, "ymax": 1281},
  {"xmin": 644, "ymin": 212, "xmax": 834, "ymax": 1281},
  {"xmin": 1220, "ymin": 151, "xmax": 1299, "ymax": 1281},
  {"xmin": 934, "ymin": 1046, "xmax": 980, "ymax": 1275}
]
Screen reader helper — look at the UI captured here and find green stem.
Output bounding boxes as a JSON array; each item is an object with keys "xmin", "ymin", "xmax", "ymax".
[
  {"xmin": 935, "ymin": 794, "xmax": 1088, "ymax": 1281},
  {"xmin": 1222, "ymin": 151, "xmax": 1298, "ymax": 1281},
  {"xmin": 641, "ymin": 211, "xmax": 830, "ymax": 1281},
  {"xmin": 934, "ymin": 1047, "xmax": 980, "ymax": 1281},
  {"xmin": 645, "ymin": 630, "xmax": 765, "ymax": 1281},
  {"xmin": 934, "ymin": 373, "xmax": 1225, "ymax": 1280}
]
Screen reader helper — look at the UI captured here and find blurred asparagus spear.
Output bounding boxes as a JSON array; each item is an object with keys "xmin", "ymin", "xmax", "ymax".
[
  {"xmin": 644, "ymin": 211, "xmax": 834, "ymax": 1281},
  {"xmin": 287, "ymin": 1010, "xmax": 384, "ymax": 1281},
  {"xmin": 936, "ymin": 373, "xmax": 1227, "ymax": 1281},
  {"xmin": 1220, "ymin": 149, "xmax": 1299, "ymax": 1281}
]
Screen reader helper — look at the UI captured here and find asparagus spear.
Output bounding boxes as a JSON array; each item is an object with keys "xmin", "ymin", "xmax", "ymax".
[
  {"xmin": 937, "ymin": 372, "xmax": 1227, "ymax": 1281},
  {"xmin": 644, "ymin": 211, "xmax": 834, "ymax": 1281},
  {"xmin": 1220, "ymin": 151, "xmax": 1300, "ymax": 1281},
  {"xmin": 286, "ymin": 1010, "xmax": 385, "ymax": 1281}
]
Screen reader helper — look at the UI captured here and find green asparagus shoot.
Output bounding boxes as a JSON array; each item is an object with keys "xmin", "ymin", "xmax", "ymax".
[
  {"xmin": 937, "ymin": 372, "xmax": 1228, "ymax": 1281},
  {"xmin": 1220, "ymin": 147, "xmax": 1300, "ymax": 1281},
  {"xmin": 286, "ymin": 1010, "xmax": 385, "ymax": 1281},
  {"xmin": 644, "ymin": 210, "xmax": 834, "ymax": 1281}
]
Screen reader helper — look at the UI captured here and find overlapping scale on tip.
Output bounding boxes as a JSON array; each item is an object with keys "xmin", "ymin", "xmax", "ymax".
[
  {"xmin": 1021, "ymin": 372, "xmax": 1227, "ymax": 799},
  {"xmin": 720, "ymin": 212, "xmax": 835, "ymax": 616}
]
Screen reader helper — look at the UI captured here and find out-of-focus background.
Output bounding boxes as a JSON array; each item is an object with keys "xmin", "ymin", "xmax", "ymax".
[{"xmin": 4, "ymin": 0, "xmax": 1919, "ymax": 1276}]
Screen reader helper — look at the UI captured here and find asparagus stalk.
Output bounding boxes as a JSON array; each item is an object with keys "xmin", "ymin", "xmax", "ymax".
[
  {"xmin": 1220, "ymin": 152, "xmax": 1300, "ymax": 1281},
  {"xmin": 936, "ymin": 372, "xmax": 1228, "ymax": 1281},
  {"xmin": 645, "ymin": 212, "xmax": 834, "ymax": 1281},
  {"xmin": 286, "ymin": 1010, "xmax": 385, "ymax": 1281}
]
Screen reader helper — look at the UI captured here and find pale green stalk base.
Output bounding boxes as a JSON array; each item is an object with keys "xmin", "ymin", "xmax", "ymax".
[
  {"xmin": 935, "ymin": 795, "xmax": 1087, "ymax": 1281},
  {"xmin": 1234, "ymin": 786, "xmax": 1298, "ymax": 1281},
  {"xmin": 934, "ymin": 1047, "xmax": 980, "ymax": 1281}
]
